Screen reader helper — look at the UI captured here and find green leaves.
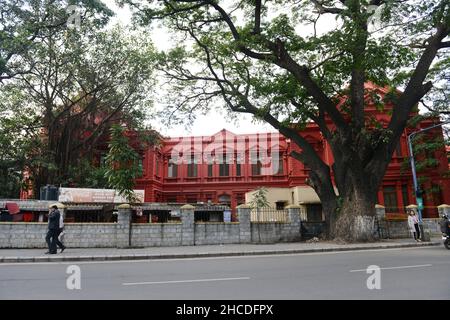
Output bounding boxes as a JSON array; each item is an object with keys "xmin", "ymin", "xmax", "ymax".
[
  {"xmin": 250, "ymin": 187, "xmax": 270, "ymax": 208},
  {"xmin": 1, "ymin": 2, "xmax": 157, "ymax": 197},
  {"xmin": 400, "ymin": 129, "xmax": 448, "ymax": 197},
  {"xmin": 0, "ymin": 0, "xmax": 113, "ymax": 80},
  {"xmin": 104, "ymin": 124, "xmax": 143, "ymax": 204}
]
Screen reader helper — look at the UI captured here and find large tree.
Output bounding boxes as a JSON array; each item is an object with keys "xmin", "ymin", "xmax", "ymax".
[
  {"xmin": 0, "ymin": 86, "xmax": 41, "ymax": 197},
  {"xmin": 0, "ymin": 0, "xmax": 112, "ymax": 81},
  {"xmin": 0, "ymin": 2, "xmax": 156, "ymax": 197},
  {"xmin": 122, "ymin": 0, "xmax": 449, "ymax": 241}
]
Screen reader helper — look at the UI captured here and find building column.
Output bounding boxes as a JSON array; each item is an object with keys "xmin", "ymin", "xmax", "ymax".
[
  {"xmin": 117, "ymin": 204, "xmax": 132, "ymax": 248},
  {"xmin": 377, "ymin": 190, "xmax": 384, "ymax": 207},
  {"xmin": 286, "ymin": 205, "xmax": 301, "ymax": 240},
  {"xmin": 286, "ymin": 205, "xmax": 301, "ymax": 225},
  {"xmin": 181, "ymin": 204, "xmax": 195, "ymax": 246},
  {"xmin": 237, "ymin": 204, "xmax": 252, "ymax": 243},
  {"xmin": 395, "ymin": 183, "xmax": 404, "ymax": 212},
  {"xmin": 298, "ymin": 204, "xmax": 307, "ymax": 221}
]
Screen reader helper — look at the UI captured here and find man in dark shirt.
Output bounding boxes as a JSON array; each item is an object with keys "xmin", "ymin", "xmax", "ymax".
[{"xmin": 45, "ymin": 205, "xmax": 60, "ymax": 254}]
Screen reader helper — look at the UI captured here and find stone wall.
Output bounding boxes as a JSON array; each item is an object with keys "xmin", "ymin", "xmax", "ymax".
[
  {"xmin": 376, "ymin": 205, "xmax": 444, "ymax": 239},
  {"xmin": 422, "ymin": 218, "xmax": 443, "ymax": 235},
  {"xmin": 131, "ymin": 223, "xmax": 182, "ymax": 247},
  {"xmin": 250, "ymin": 222, "xmax": 298, "ymax": 243},
  {"xmin": 194, "ymin": 222, "xmax": 241, "ymax": 245},
  {"xmin": 383, "ymin": 220, "xmax": 410, "ymax": 239},
  {"xmin": 0, "ymin": 204, "xmax": 303, "ymax": 248},
  {"xmin": 63, "ymin": 223, "xmax": 117, "ymax": 248},
  {"xmin": 377, "ymin": 218, "xmax": 442, "ymax": 239},
  {"xmin": 247, "ymin": 205, "xmax": 302, "ymax": 244},
  {"xmin": 0, "ymin": 222, "xmax": 47, "ymax": 248},
  {"xmin": 0, "ymin": 222, "xmax": 117, "ymax": 248}
]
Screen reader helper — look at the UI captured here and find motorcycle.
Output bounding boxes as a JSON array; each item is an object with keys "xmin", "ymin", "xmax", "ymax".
[{"xmin": 443, "ymin": 233, "xmax": 450, "ymax": 250}]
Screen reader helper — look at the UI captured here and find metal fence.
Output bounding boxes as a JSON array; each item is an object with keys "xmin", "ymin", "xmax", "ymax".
[{"xmin": 251, "ymin": 208, "xmax": 289, "ymax": 222}]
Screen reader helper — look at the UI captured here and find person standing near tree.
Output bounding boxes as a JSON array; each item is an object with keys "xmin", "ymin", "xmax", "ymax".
[{"xmin": 407, "ymin": 210, "xmax": 421, "ymax": 242}]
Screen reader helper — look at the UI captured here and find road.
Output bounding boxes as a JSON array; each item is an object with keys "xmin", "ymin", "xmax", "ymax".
[{"xmin": 0, "ymin": 246, "xmax": 449, "ymax": 299}]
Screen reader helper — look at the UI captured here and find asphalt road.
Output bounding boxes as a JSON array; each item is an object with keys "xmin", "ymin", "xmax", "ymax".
[{"xmin": 0, "ymin": 246, "xmax": 449, "ymax": 300}]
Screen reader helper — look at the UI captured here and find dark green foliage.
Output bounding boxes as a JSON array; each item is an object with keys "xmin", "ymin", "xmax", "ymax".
[
  {"xmin": 105, "ymin": 124, "xmax": 143, "ymax": 204},
  {"xmin": 0, "ymin": 0, "xmax": 113, "ymax": 81},
  {"xmin": 0, "ymin": 1, "xmax": 156, "ymax": 197}
]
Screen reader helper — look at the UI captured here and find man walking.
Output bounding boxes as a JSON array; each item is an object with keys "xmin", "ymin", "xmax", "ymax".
[
  {"xmin": 45, "ymin": 205, "xmax": 63, "ymax": 254},
  {"xmin": 57, "ymin": 207, "xmax": 66, "ymax": 253}
]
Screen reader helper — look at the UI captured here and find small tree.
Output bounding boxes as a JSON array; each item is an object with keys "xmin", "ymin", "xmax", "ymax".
[
  {"xmin": 249, "ymin": 186, "xmax": 270, "ymax": 241},
  {"xmin": 250, "ymin": 187, "xmax": 270, "ymax": 209},
  {"xmin": 250, "ymin": 187, "xmax": 270, "ymax": 223},
  {"xmin": 105, "ymin": 124, "xmax": 143, "ymax": 204}
]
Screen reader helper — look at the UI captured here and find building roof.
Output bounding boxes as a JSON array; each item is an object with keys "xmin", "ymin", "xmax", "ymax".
[{"xmin": 0, "ymin": 199, "xmax": 229, "ymax": 212}]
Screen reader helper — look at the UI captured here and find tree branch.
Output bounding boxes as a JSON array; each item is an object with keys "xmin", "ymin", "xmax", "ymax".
[
  {"xmin": 368, "ymin": 22, "xmax": 450, "ymax": 182},
  {"xmin": 310, "ymin": 0, "xmax": 343, "ymax": 14},
  {"xmin": 253, "ymin": 0, "xmax": 262, "ymax": 34},
  {"xmin": 267, "ymin": 39, "xmax": 348, "ymax": 131}
]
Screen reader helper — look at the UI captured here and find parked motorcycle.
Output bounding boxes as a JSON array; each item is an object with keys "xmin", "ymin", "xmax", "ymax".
[
  {"xmin": 443, "ymin": 233, "xmax": 450, "ymax": 250},
  {"xmin": 440, "ymin": 214, "xmax": 450, "ymax": 250}
]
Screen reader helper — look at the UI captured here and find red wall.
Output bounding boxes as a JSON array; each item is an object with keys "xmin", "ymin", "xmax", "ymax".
[
  {"xmin": 135, "ymin": 84, "xmax": 450, "ymax": 218},
  {"xmin": 135, "ymin": 126, "xmax": 449, "ymax": 219}
]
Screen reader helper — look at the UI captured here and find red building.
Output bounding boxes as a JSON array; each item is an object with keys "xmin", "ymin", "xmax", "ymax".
[
  {"xmin": 20, "ymin": 83, "xmax": 448, "ymax": 219},
  {"xmin": 135, "ymin": 83, "xmax": 450, "ymax": 219}
]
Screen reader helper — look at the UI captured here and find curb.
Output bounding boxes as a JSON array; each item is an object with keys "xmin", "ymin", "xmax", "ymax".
[{"xmin": 0, "ymin": 241, "xmax": 441, "ymax": 263}]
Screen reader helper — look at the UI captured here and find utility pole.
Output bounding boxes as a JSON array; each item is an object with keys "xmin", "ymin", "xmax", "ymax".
[{"xmin": 407, "ymin": 120, "xmax": 450, "ymax": 239}]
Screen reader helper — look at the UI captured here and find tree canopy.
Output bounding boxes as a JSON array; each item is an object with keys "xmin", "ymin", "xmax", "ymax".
[
  {"xmin": 0, "ymin": 0, "xmax": 113, "ymax": 81},
  {"xmin": 0, "ymin": 0, "xmax": 157, "ymax": 198},
  {"xmin": 121, "ymin": 0, "xmax": 450, "ymax": 241}
]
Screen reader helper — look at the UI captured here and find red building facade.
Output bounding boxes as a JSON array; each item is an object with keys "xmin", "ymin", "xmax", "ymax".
[{"xmin": 135, "ymin": 84, "xmax": 450, "ymax": 219}]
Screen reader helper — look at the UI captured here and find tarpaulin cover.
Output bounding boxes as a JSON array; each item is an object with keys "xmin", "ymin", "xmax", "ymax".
[{"xmin": 6, "ymin": 202, "xmax": 20, "ymax": 215}]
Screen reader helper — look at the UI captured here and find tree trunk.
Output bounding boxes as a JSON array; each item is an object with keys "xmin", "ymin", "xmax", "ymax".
[
  {"xmin": 306, "ymin": 169, "xmax": 338, "ymax": 240},
  {"xmin": 309, "ymin": 159, "xmax": 379, "ymax": 242},
  {"xmin": 317, "ymin": 193, "xmax": 338, "ymax": 240},
  {"xmin": 334, "ymin": 192, "xmax": 377, "ymax": 242},
  {"xmin": 311, "ymin": 178, "xmax": 377, "ymax": 242}
]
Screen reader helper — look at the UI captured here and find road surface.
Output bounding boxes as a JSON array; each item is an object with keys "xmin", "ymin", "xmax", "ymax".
[{"xmin": 0, "ymin": 245, "xmax": 449, "ymax": 299}]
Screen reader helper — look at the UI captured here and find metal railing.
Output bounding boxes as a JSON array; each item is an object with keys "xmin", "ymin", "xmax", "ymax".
[{"xmin": 250, "ymin": 208, "xmax": 289, "ymax": 222}]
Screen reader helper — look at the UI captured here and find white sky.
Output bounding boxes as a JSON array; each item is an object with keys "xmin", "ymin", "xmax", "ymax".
[
  {"xmin": 101, "ymin": 0, "xmax": 276, "ymax": 137},
  {"xmin": 100, "ymin": 1, "xmax": 417, "ymax": 138}
]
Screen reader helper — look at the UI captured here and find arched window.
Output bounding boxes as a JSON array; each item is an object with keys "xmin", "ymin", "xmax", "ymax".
[
  {"xmin": 168, "ymin": 156, "xmax": 178, "ymax": 178},
  {"xmin": 219, "ymin": 154, "xmax": 230, "ymax": 176},
  {"xmin": 250, "ymin": 151, "xmax": 262, "ymax": 175},
  {"xmin": 218, "ymin": 194, "xmax": 231, "ymax": 207},
  {"xmin": 187, "ymin": 155, "xmax": 198, "ymax": 177}
]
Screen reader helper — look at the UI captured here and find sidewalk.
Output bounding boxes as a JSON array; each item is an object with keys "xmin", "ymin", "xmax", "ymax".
[{"xmin": 0, "ymin": 237, "xmax": 442, "ymax": 263}]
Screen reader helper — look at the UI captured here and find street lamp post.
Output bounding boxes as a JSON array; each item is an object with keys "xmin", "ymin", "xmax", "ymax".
[{"xmin": 407, "ymin": 120, "xmax": 450, "ymax": 240}]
